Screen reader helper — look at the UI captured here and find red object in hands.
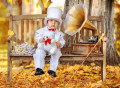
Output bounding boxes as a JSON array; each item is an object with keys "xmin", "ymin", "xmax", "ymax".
[
  {"xmin": 49, "ymin": 29, "xmax": 55, "ymax": 31},
  {"xmin": 45, "ymin": 38, "xmax": 51, "ymax": 45}
]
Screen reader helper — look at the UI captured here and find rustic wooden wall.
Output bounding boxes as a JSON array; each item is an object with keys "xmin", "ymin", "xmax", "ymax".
[
  {"xmin": 64, "ymin": 0, "xmax": 120, "ymax": 65},
  {"xmin": 65, "ymin": 0, "xmax": 106, "ymax": 16}
]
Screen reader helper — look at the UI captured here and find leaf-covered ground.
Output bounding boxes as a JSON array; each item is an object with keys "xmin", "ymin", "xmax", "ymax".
[{"xmin": 0, "ymin": 62, "xmax": 120, "ymax": 88}]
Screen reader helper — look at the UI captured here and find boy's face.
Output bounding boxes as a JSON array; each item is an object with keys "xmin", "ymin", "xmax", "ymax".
[{"xmin": 47, "ymin": 19, "xmax": 59, "ymax": 29}]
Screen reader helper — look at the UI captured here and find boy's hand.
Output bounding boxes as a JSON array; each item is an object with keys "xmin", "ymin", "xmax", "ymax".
[
  {"xmin": 40, "ymin": 38, "xmax": 45, "ymax": 42},
  {"xmin": 56, "ymin": 42, "xmax": 61, "ymax": 48}
]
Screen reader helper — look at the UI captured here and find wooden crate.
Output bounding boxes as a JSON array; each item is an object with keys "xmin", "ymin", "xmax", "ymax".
[{"xmin": 72, "ymin": 43, "xmax": 101, "ymax": 54}]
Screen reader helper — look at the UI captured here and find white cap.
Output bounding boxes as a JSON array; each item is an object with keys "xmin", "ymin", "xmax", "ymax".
[{"xmin": 44, "ymin": 7, "xmax": 63, "ymax": 27}]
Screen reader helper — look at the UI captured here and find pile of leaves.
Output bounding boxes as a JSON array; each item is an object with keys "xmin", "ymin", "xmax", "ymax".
[{"xmin": 0, "ymin": 63, "xmax": 120, "ymax": 88}]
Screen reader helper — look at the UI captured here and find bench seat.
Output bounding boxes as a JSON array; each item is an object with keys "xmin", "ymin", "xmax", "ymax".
[{"xmin": 10, "ymin": 53, "xmax": 104, "ymax": 61}]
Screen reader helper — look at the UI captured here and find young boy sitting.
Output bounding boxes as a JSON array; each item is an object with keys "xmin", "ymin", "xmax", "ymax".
[{"xmin": 33, "ymin": 7, "xmax": 65, "ymax": 77}]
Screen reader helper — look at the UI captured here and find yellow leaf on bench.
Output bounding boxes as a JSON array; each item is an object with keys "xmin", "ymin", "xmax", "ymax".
[
  {"xmin": 90, "ymin": 63, "xmax": 96, "ymax": 66},
  {"xmin": 8, "ymin": 29, "xmax": 14, "ymax": 36}
]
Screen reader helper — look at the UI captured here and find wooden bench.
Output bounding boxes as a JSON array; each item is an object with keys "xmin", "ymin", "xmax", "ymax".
[{"xmin": 7, "ymin": 14, "xmax": 106, "ymax": 82}]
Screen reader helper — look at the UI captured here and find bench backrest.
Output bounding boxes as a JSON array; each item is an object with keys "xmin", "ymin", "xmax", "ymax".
[{"xmin": 9, "ymin": 14, "xmax": 104, "ymax": 53}]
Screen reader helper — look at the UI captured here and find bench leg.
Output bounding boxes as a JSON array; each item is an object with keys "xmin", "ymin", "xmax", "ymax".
[
  {"xmin": 101, "ymin": 60, "xmax": 106, "ymax": 82},
  {"xmin": 102, "ymin": 38, "xmax": 106, "ymax": 82},
  {"xmin": 7, "ymin": 58, "xmax": 12, "ymax": 82}
]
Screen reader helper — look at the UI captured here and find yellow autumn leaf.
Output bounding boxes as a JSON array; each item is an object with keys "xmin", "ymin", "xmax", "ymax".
[
  {"xmin": 58, "ymin": 83, "xmax": 64, "ymax": 87},
  {"xmin": 25, "ymin": 0, "xmax": 29, "ymax": 6},
  {"xmin": 105, "ymin": 81, "xmax": 112, "ymax": 85},
  {"xmin": 118, "ymin": 63, "xmax": 120, "ymax": 66},
  {"xmin": 8, "ymin": 30, "xmax": 14, "ymax": 36},
  {"xmin": 44, "ymin": 2, "xmax": 51, "ymax": 8},
  {"xmin": 7, "ymin": 0, "xmax": 12, "ymax": 5},
  {"xmin": 43, "ymin": 0, "xmax": 47, "ymax": 7},
  {"xmin": 43, "ymin": 0, "xmax": 51, "ymax": 8},
  {"xmin": 76, "ymin": 84, "xmax": 80, "ymax": 87},
  {"xmin": 83, "ymin": 65, "xmax": 91, "ymax": 72},
  {"xmin": 36, "ymin": 2, "xmax": 40, "ymax": 8},
  {"xmin": 90, "ymin": 63, "xmax": 96, "ymax": 66},
  {"xmin": 113, "ymin": 83, "xmax": 120, "ymax": 87},
  {"xmin": 115, "ymin": 40, "xmax": 120, "ymax": 56}
]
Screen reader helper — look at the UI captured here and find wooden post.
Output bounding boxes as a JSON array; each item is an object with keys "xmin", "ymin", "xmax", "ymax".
[
  {"xmin": 102, "ymin": 37, "xmax": 107, "ymax": 82},
  {"xmin": 88, "ymin": 0, "xmax": 93, "ymax": 16},
  {"xmin": 7, "ymin": 15, "xmax": 13, "ymax": 82},
  {"xmin": 7, "ymin": 38, "xmax": 12, "ymax": 82},
  {"xmin": 101, "ymin": 16, "xmax": 104, "ymax": 53}
]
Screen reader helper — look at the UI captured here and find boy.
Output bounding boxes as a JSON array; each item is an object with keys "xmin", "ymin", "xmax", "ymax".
[{"xmin": 33, "ymin": 7, "xmax": 65, "ymax": 77}]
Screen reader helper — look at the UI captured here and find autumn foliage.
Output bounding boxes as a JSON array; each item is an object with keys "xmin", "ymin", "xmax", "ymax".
[
  {"xmin": 114, "ymin": 0, "xmax": 120, "ymax": 56},
  {"xmin": 0, "ymin": 63, "xmax": 120, "ymax": 88},
  {"xmin": 0, "ymin": 1, "xmax": 9, "ymax": 44}
]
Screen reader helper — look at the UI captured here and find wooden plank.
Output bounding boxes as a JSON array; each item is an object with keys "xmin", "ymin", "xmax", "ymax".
[
  {"xmin": 97, "ymin": 21, "xmax": 100, "ymax": 38},
  {"xmin": 76, "ymin": 32, "xmax": 79, "ymax": 43},
  {"xmin": 15, "ymin": 21, "xmax": 18, "ymax": 44},
  {"xmin": 34, "ymin": 20, "xmax": 37, "ymax": 45},
  {"xmin": 65, "ymin": 34, "xmax": 68, "ymax": 47},
  {"xmin": 37, "ymin": 19, "xmax": 40, "ymax": 29},
  {"xmin": 80, "ymin": 30, "xmax": 84, "ymax": 42},
  {"xmin": 10, "ymin": 54, "xmax": 104, "ymax": 61},
  {"xmin": 29, "ymin": 20, "xmax": 32, "ymax": 44},
  {"xmin": 88, "ymin": 0, "xmax": 93, "ymax": 16},
  {"xmin": 12, "ymin": 15, "xmax": 101, "ymax": 21},
  {"xmin": 9, "ymin": 15, "xmax": 12, "ymax": 31},
  {"xmin": 18, "ymin": 20, "xmax": 21, "ymax": 44},
  {"xmin": 91, "ymin": 0, "xmax": 99, "ymax": 16},
  {"xmin": 101, "ymin": 16, "xmax": 104, "ymax": 33},
  {"xmin": 13, "ymin": 14, "xmax": 47, "ymax": 21},
  {"xmin": 98, "ymin": 0, "xmax": 102, "ymax": 16},
  {"xmin": 101, "ymin": 0, "xmax": 105, "ymax": 16},
  {"xmin": 13, "ymin": 21, "xmax": 17, "ymax": 46},
  {"xmin": 9, "ymin": 15, "xmax": 13, "ymax": 49},
  {"xmin": 71, "ymin": 36, "xmax": 74, "ymax": 47},
  {"xmin": 24, "ymin": 20, "xmax": 27, "ymax": 42},
  {"xmin": 7, "ymin": 57, "xmax": 12, "ymax": 82},
  {"xmin": 60, "ymin": 21, "xmax": 64, "ymax": 32},
  {"xmin": 7, "ymin": 18, "xmax": 12, "ymax": 82},
  {"xmin": 81, "ymin": 0, "xmax": 84, "ymax": 3},
  {"xmin": 83, "ymin": 30, "xmax": 87, "ymax": 42},
  {"xmin": 34, "ymin": 20, "xmax": 37, "ymax": 31},
  {"xmin": 88, "ymin": 16, "xmax": 101, "ymax": 21},
  {"xmin": 102, "ymin": 38, "xmax": 106, "ymax": 82},
  {"xmin": 21, "ymin": 20, "xmax": 24, "ymax": 43},
  {"xmin": 10, "ymin": 53, "xmax": 104, "ymax": 58},
  {"xmin": 92, "ymin": 21, "xmax": 95, "ymax": 35},
  {"xmin": 39, "ymin": 19, "xmax": 42, "ymax": 28},
  {"xmin": 32, "ymin": 20, "xmax": 34, "ymax": 44},
  {"xmin": 61, "ymin": 47, "xmax": 72, "ymax": 51},
  {"xmin": 86, "ymin": 30, "xmax": 90, "ymax": 41},
  {"xmin": 101, "ymin": 16, "xmax": 104, "ymax": 53}
]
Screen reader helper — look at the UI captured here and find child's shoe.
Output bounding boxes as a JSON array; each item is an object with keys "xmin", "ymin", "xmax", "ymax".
[
  {"xmin": 48, "ymin": 70, "xmax": 56, "ymax": 77},
  {"xmin": 35, "ymin": 68, "xmax": 44, "ymax": 75}
]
